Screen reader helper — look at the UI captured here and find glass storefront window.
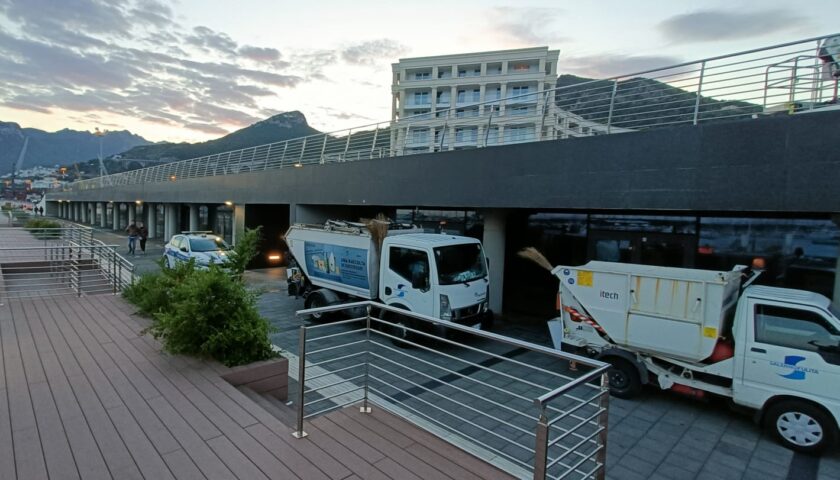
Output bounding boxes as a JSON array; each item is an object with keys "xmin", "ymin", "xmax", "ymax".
[
  {"xmin": 590, "ymin": 214, "xmax": 697, "ymax": 234},
  {"xmin": 395, "ymin": 209, "xmax": 483, "ymax": 238},
  {"xmin": 698, "ymin": 217, "xmax": 838, "ymax": 297}
]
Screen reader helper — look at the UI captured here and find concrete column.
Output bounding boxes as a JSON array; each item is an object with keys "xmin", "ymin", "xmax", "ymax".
[
  {"xmin": 146, "ymin": 203, "xmax": 157, "ymax": 239},
  {"xmin": 57, "ymin": 202, "xmax": 63, "ymax": 218},
  {"xmin": 482, "ymin": 209, "xmax": 507, "ymax": 314},
  {"xmin": 233, "ymin": 204, "xmax": 245, "ymax": 246},
  {"xmin": 75, "ymin": 203, "xmax": 81, "ymax": 222},
  {"xmin": 128, "ymin": 203, "xmax": 136, "ymax": 225},
  {"xmin": 189, "ymin": 204, "xmax": 199, "ymax": 231},
  {"xmin": 99, "ymin": 202, "xmax": 107, "ymax": 228},
  {"xmin": 164, "ymin": 204, "xmax": 176, "ymax": 240},
  {"xmin": 112, "ymin": 203, "xmax": 120, "ymax": 231},
  {"xmin": 88, "ymin": 203, "xmax": 96, "ymax": 225}
]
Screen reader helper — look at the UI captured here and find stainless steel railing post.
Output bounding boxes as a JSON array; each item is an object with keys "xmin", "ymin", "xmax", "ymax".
[
  {"xmin": 595, "ymin": 373, "xmax": 610, "ymax": 480},
  {"xmin": 693, "ymin": 61, "xmax": 707, "ymax": 125},
  {"xmin": 361, "ymin": 304, "xmax": 372, "ymax": 414},
  {"xmin": 606, "ymin": 79, "xmax": 618, "ymax": 134},
  {"xmin": 293, "ymin": 325, "xmax": 309, "ymax": 439},
  {"xmin": 533, "ymin": 406, "xmax": 549, "ymax": 480}
]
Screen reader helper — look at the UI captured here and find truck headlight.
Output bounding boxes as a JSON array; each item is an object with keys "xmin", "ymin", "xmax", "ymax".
[
  {"xmin": 439, "ymin": 294, "xmax": 451, "ymax": 321},
  {"xmin": 483, "ymin": 286, "xmax": 490, "ymax": 312}
]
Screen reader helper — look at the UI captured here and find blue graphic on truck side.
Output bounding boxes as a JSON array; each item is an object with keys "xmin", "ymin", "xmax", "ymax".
[
  {"xmin": 770, "ymin": 355, "xmax": 818, "ymax": 380},
  {"xmin": 303, "ymin": 241, "xmax": 369, "ymax": 289}
]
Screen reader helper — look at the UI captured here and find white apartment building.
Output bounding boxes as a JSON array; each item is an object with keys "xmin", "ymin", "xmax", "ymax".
[{"xmin": 390, "ymin": 47, "xmax": 561, "ymax": 154}]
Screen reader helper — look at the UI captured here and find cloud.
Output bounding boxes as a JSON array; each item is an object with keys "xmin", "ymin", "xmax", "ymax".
[
  {"xmin": 186, "ymin": 26, "xmax": 238, "ymax": 56},
  {"xmin": 658, "ymin": 10, "xmax": 810, "ymax": 44},
  {"xmin": 341, "ymin": 39, "xmax": 407, "ymax": 66},
  {"xmin": 560, "ymin": 54, "xmax": 685, "ymax": 78},
  {"xmin": 487, "ymin": 7, "xmax": 567, "ymax": 45},
  {"xmin": 183, "ymin": 122, "xmax": 230, "ymax": 135},
  {"xmin": 239, "ymin": 45, "xmax": 282, "ymax": 62}
]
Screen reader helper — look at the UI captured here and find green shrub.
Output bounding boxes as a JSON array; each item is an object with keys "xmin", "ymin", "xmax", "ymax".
[
  {"xmin": 228, "ymin": 226, "xmax": 262, "ymax": 276},
  {"xmin": 125, "ymin": 257, "xmax": 277, "ymax": 366},
  {"xmin": 25, "ymin": 218, "xmax": 62, "ymax": 239}
]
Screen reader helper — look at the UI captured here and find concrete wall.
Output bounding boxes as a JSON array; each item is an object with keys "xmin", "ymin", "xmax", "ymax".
[{"xmin": 49, "ymin": 110, "xmax": 840, "ymax": 215}]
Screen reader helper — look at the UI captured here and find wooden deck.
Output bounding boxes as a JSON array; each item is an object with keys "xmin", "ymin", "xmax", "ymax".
[{"xmin": 0, "ymin": 293, "xmax": 515, "ymax": 479}]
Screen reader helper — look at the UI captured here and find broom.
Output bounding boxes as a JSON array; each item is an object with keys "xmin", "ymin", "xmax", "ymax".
[{"xmin": 517, "ymin": 247, "xmax": 554, "ymax": 272}]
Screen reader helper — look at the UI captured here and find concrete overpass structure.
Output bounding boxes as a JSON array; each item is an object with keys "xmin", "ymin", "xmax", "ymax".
[{"xmin": 47, "ymin": 109, "xmax": 840, "ymax": 313}]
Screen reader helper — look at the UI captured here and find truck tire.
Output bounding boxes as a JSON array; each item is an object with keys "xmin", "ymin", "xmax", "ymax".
[
  {"xmin": 765, "ymin": 400, "xmax": 837, "ymax": 454},
  {"xmin": 305, "ymin": 291, "xmax": 332, "ymax": 322},
  {"xmin": 605, "ymin": 358, "xmax": 642, "ymax": 399},
  {"xmin": 382, "ymin": 308, "xmax": 414, "ymax": 348}
]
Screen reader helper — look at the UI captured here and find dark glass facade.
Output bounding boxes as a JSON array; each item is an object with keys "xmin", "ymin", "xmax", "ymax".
[{"xmin": 505, "ymin": 212, "xmax": 839, "ymax": 316}]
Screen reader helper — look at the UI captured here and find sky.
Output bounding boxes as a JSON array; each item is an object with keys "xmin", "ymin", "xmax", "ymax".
[{"xmin": 0, "ymin": 0, "xmax": 836, "ymax": 143}]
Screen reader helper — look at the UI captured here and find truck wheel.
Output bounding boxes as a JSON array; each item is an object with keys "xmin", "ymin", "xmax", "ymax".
[
  {"xmin": 305, "ymin": 291, "xmax": 332, "ymax": 322},
  {"xmin": 606, "ymin": 358, "xmax": 642, "ymax": 399},
  {"xmin": 382, "ymin": 310, "xmax": 414, "ymax": 348},
  {"xmin": 765, "ymin": 400, "xmax": 837, "ymax": 454}
]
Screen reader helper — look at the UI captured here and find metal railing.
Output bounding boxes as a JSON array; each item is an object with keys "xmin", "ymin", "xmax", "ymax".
[
  {"xmin": 292, "ymin": 302, "xmax": 610, "ymax": 480},
  {"xmin": 0, "ymin": 227, "xmax": 134, "ymax": 301},
  {"xmin": 61, "ymin": 33, "xmax": 839, "ymax": 194}
]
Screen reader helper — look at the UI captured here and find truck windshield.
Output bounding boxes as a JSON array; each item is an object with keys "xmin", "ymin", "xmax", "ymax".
[
  {"xmin": 830, "ymin": 304, "xmax": 840, "ymax": 321},
  {"xmin": 433, "ymin": 243, "xmax": 487, "ymax": 285},
  {"xmin": 190, "ymin": 237, "xmax": 229, "ymax": 252}
]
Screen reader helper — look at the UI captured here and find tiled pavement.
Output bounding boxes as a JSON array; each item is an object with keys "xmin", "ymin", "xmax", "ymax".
[{"xmin": 251, "ymin": 268, "xmax": 840, "ymax": 480}]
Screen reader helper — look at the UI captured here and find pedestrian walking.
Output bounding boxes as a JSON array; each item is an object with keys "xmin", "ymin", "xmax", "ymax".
[
  {"xmin": 138, "ymin": 222, "xmax": 148, "ymax": 255},
  {"xmin": 125, "ymin": 222, "xmax": 139, "ymax": 256}
]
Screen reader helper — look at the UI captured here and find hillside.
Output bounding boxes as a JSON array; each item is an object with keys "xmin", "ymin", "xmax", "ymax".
[
  {"xmin": 116, "ymin": 111, "xmax": 320, "ymax": 162},
  {"xmin": 0, "ymin": 122, "xmax": 149, "ymax": 175},
  {"xmin": 555, "ymin": 74, "xmax": 762, "ymax": 129}
]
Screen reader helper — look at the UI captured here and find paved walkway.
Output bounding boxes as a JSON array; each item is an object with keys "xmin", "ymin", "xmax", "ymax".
[
  {"xmin": 0, "ymin": 293, "xmax": 513, "ymax": 479},
  {"xmin": 250, "ymin": 270, "xmax": 840, "ymax": 480}
]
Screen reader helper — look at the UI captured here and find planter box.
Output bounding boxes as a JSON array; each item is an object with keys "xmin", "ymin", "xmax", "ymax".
[{"xmin": 221, "ymin": 357, "xmax": 288, "ymax": 401}]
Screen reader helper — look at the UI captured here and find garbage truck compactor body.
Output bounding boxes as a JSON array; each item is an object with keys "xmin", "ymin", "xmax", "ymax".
[
  {"xmin": 548, "ymin": 261, "xmax": 840, "ymax": 453},
  {"xmin": 285, "ymin": 221, "xmax": 492, "ymax": 331}
]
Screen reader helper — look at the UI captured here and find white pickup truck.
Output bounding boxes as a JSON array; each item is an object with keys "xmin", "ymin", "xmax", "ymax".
[{"xmin": 547, "ymin": 261, "xmax": 840, "ymax": 453}]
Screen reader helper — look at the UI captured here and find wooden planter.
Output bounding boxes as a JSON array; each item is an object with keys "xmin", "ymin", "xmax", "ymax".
[{"xmin": 221, "ymin": 357, "xmax": 289, "ymax": 401}]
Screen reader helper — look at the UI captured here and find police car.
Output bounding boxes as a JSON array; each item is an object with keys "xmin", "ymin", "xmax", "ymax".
[{"xmin": 163, "ymin": 231, "xmax": 233, "ymax": 269}]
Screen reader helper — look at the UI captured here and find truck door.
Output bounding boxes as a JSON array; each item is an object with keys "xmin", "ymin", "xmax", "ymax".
[
  {"xmin": 382, "ymin": 246, "xmax": 434, "ymax": 316},
  {"xmin": 738, "ymin": 300, "xmax": 840, "ymax": 408}
]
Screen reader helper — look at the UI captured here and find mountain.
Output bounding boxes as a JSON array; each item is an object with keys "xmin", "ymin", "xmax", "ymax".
[
  {"xmin": 116, "ymin": 111, "xmax": 321, "ymax": 162},
  {"xmin": 0, "ymin": 122, "xmax": 149, "ymax": 175},
  {"xmin": 555, "ymin": 74, "xmax": 762, "ymax": 130}
]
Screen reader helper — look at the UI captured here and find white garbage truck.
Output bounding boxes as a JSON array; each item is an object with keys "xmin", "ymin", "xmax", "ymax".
[
  {"xmin": 285, "ymin": 221, "xmax": 492, "ymax": 334},
  {"xmin": 547, "ymin": 260, "xmax": 840, "ymax": 453}
]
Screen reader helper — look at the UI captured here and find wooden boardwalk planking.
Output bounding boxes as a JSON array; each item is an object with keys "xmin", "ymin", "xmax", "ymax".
[{"xmin": 0, "ymin": 292, "xmax": 516, "ymax": 479}]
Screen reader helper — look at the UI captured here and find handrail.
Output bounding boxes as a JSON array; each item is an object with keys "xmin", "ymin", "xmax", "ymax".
[{"xmin": 291, "ymin": 300, "xmax": 610, "ymax": 480}]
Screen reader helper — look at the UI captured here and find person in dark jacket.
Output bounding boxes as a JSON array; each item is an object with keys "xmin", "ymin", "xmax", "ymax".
[
  {"xmin": 125, "ymin": 222, "xmax": 139, "ymax": 256},
  {"xmin": 137, "ymin": 222, "xmax": 149, "ymax": 255}
]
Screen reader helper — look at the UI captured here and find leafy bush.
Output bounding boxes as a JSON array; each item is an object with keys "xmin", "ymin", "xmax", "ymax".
[
  {"xmin": 25, "ymin": 218, "xmax": 62, "ymax": 239},
  {"xmin": 228, "ymin": 226, "xmax": 262, "ymax": 276},
  {"xmin": 124, "ymin": 256, "xmax": 278, "ymax": 366}
]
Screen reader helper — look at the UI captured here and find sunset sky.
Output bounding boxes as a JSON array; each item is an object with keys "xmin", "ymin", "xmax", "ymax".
[{"xmin": 0, "ymin": 0, "xmax": 836, "ymax": 143}]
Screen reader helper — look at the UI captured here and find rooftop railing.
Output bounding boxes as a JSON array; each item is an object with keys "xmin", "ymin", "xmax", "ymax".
[
  {"xmin": 63, "ymin": 33, "xmax": 840, "ymax": 193},
  {"xmin": 292, "ymin": 302, "xmax": 610, "ymax": 480}
]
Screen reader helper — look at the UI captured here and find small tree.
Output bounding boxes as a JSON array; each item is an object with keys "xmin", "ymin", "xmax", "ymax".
[{"xmin": 228, "ymin": 226, "xmax": 262, "ymax": 276}]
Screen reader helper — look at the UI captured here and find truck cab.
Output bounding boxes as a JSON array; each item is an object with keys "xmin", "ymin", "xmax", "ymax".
[
  {"xmin": 732, "ymin": 286, "xmax": 840, "ymax": 452},
  {"xmin": 380, "ymin": 234, "xmax": 490, "ymax": 329}
]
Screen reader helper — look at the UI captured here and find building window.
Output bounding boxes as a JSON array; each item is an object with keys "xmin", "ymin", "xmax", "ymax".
[
  {"xmin": 414, "ymin": 72, "xmax": 430, "ymax": 80},
  {"xmin": 437, "ymin": 91, "xmax": 450, "ymax": 104},
  {"xmin": 412, "ymin": 91, "xmax": 430, "ymax": 105},
  {"xmin": 456, "ymin": 107, "xmax": 479, "ymax": 118},
  {"xmin": 438, "ymin": 67, "xmax": 452, "ymax": 79},
  {"xmin": 510, "ymin": 105, "xmax": 532, "ymax": 116},
  {"xmin": 411, "ymin": 128, "xmax": 430, "ymax": 144},
  {"xmin": 455, "ymin": 127, "xmax": 477, "ymax": 143},
  {"xmin": 510, "ymin": 85, "xmax": 530, "ymax": 98},
  {"xmin": 457, "ymin": 89, "xmax": 466, "ymax": 103},
  {"xmin": 506, "ymin": 125, "xmax": 534, "ymax": 142},
  {"xmin": 486, "ymin": 87, "xmax": 501, "ymax": 101}
]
